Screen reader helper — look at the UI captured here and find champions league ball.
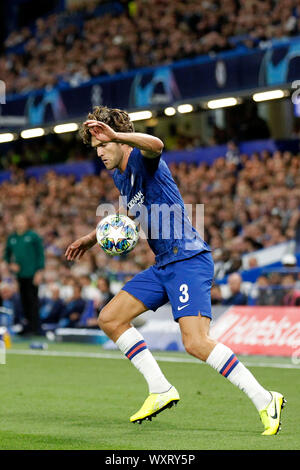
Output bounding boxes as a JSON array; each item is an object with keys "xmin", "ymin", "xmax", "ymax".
[{"xmin": 96, "ymin": 214, "xmax": 139, "ymax": 256}]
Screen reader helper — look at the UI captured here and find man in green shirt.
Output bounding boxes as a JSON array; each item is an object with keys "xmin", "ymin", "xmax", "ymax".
[{"xmin": 4, "ymin": 214, "xmax": 45, "ymax": 335}]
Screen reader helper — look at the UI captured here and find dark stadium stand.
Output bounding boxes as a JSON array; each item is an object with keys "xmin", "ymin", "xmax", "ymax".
[{"xmin": 1, "ymin": 0, "xmax": 300, "ymax": 95}]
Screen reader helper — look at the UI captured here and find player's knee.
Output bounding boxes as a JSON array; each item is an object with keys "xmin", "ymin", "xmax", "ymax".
[
  {"xmin": 182, "ymin": 335, "xmax": 209, "ymax": 362},
  {"xmin": 98, "ymin": 306, "xmax": 119, "ymax": 335}
]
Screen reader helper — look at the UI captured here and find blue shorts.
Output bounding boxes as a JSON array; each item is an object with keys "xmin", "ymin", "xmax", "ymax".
[{"xmin": 122, "ymin": 251, "xmax": 214, "ymax": 321}]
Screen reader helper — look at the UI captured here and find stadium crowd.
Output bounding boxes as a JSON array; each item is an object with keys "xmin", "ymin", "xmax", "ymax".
[
  {"xmin": 1, "ymin": 0, "xmax": 300, "ymax": 95},
  {"xmin": 0, "ymin": 146, "xmax": 300, "ymax": 332}
]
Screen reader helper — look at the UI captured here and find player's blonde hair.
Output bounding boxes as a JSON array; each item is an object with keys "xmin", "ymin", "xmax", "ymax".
[{"xmin": 80, "ymin": 106, "xmax": 135, "ymax": 145}]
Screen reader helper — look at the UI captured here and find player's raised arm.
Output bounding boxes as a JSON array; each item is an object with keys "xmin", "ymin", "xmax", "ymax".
[{"xmin": 85, "ymin": 119, "xmax": 164, "ymax": 158}]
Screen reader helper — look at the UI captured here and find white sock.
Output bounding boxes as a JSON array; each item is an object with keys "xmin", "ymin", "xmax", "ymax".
[
  {"xmin": 206, "ymin": 343, "xmax": 271, "ymax": 411},
  {"xmin": 116, "ymin": 327, "xmax": 172, "ymax": 394}
]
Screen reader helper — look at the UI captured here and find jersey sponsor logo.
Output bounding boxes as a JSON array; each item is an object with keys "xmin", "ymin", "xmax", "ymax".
[{"xmin": 128, "ymin": 190, "xmax": 144, "ymax": 210}]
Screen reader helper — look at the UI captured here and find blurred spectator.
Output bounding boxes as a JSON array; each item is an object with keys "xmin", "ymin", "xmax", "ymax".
[
  {"xmin": 79, "ymin": 275, "xmax": 102, "ymax": 303},
  {"xmin": 254, "ymin": 275, "xmax": 272, "ymax": 306},
  {"xmin": 58, "ymin": 282, "xmax": 86, "ymax": 328},
  {"xmin": 248, "ymin": 257, "xmax": 258, "ymax": 269},
  {"xmin": 86, "ymin": 276, "xmax": 114, "ymax": 328},
  {"xmin": 225, "ymin": 140, "xmax": 240, "ymax": 166},
  {"xmin": 211, "ymin": 284, "xmax": 223, "ymax": 305},
  {"xmin": 281, "ymin": 253, "xmax": 297, "ymax": 268},
  {"xmin": 282, "ymin": 274, "xmax": 300, "ymax": 306},
  {"xmin": 223, "ymin": 272, "xmax": 248, "ymax": 306},
  {"xmin": 0, "ymin": 281, "xmax": 23, "ymax": 327},
  {"xmin": 39, "ymin": 283, "xmax": 65, "ymax": 324},
  {"xmin": 265, "ymin": 272, "xmax": 286, "ymax": 305},
  {"xmin": 213, "ymin": 249, "xmax": 232, "ymax": 280},
  {"xmin": 96, "ymin": 276, "xmax": 114, "ymax": 307},
  {"xmin": 3, "ymin": 214, "xmax": 45, "ymax": 335}
]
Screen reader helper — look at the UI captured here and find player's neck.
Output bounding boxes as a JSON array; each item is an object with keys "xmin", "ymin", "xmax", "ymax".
[{"xmin": 118, "ymin": 146, "xmax": 132, "ymax": 173}]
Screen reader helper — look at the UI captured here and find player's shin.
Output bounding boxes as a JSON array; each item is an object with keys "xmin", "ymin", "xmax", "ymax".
[
  {"xmin": 206, "ymin": 343, "xmax": 272, "ymax": 411},
  {"xmin": 116, "ymin": 327, "xmax": 172, "ymax": 393}
]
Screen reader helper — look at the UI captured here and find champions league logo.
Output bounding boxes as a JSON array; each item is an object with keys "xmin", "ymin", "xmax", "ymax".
[
  {"xmin": 259, "ymin": 41, "xmax": 300, "ymax": 86},
  {"xmin": 129, "ymin": 67, "xmax": 181, "ymax": 107},
  {"xmin": 25, "ymin": 88, "xmax": 67, "ymax": 126}
]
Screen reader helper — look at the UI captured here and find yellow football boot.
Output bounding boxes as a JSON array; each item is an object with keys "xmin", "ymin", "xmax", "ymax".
[
  {"xmin": 130, "ymin": 386, "xmax": 180, "ymax": 424},
  {"xmin": 259, "ymin": 391, "xmax": 286, "ymax": 435}
]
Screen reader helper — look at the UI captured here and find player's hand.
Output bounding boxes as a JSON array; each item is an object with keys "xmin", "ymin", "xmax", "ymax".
[
  {"xmin": 65, "ymin": 235, "xmax": 95, "ymax": 261},
  {"xmin": 84, "ymin": 120, "xmax": 118, "ymax": 143}
]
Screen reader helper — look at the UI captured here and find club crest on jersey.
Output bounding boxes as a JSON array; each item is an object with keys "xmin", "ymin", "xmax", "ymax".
[{"xmin": 128, "ymin": 190, "xmax": 145, "ymax": 210}]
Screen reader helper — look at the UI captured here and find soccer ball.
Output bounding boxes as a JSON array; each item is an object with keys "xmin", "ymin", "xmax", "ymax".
[{"xmin": 96, "ymin": 214, "xmax": 139, "ymax": 256}]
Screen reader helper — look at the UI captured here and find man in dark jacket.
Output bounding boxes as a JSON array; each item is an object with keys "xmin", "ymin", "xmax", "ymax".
[
  {"xmin": 222, "ymin": 272, "xmax": 248, "ymax": 306},
  {"xmin": 4, "ymin": 214, "xmax": 45, "ymax": 335}
]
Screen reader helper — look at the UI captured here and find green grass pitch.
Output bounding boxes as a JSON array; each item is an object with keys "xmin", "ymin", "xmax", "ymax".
[{"xmin": 1, "ymin": 341, "xmax": 299, "ymax": 450}]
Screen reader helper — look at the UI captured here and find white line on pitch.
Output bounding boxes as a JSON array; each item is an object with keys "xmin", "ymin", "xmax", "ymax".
[{"xmin": 6, "ymin": 349, "xmax": 300, "ymax": 369}]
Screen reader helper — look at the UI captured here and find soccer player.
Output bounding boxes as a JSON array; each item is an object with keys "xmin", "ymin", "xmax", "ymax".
[{"xmin": 65, "ymin": 106, "xmax": 285, "ymax": 435}]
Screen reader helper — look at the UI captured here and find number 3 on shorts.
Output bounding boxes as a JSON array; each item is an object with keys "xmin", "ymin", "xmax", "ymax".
[{"xmin": 179, "ymin": 283, "xmax": 189, "ymax": 303}]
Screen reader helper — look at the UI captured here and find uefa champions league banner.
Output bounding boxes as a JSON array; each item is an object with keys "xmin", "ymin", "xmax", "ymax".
[
  {"xmin": 211, "ymin": 306, "xmax": 300, "ymax": 357},
  {"xmin": 1, "ymin": 37, "xmax": 300, "ymax": 127}
]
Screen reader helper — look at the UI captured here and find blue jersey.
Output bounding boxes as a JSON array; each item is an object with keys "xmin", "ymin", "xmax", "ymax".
[{"xmin": 112, "ymin": 148, "xmax": 211, "ymax": 267}]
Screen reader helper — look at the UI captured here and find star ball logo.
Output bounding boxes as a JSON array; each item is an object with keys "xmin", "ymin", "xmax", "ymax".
[{"xmin": 0, "ymin": 80, "xmax": 6, "ymax": 104}]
